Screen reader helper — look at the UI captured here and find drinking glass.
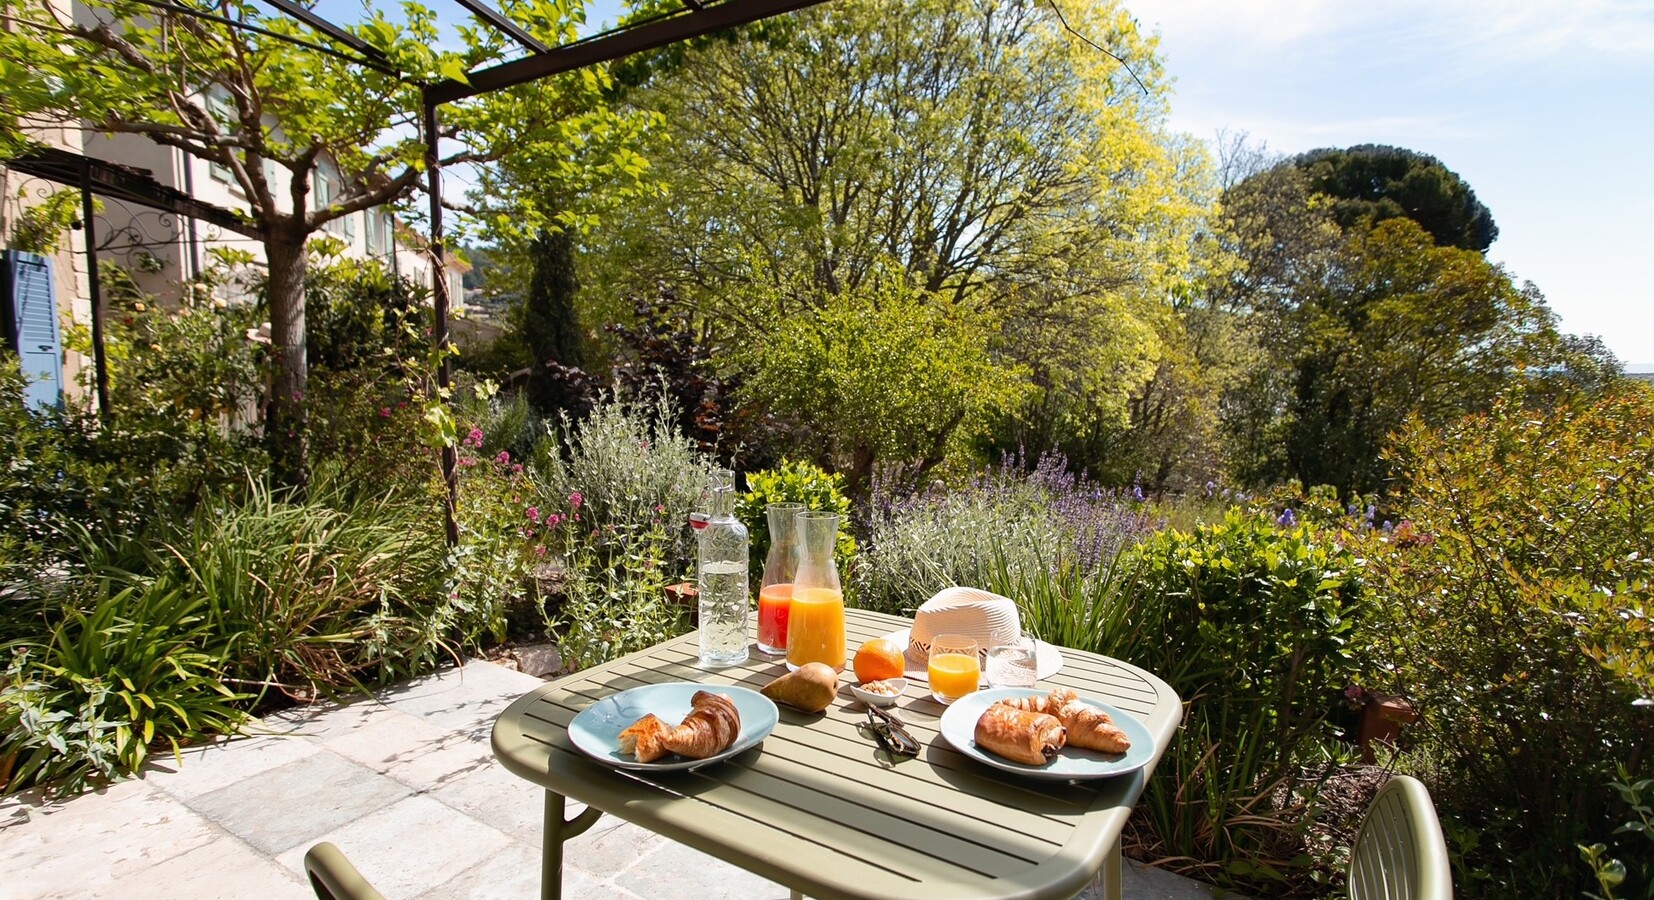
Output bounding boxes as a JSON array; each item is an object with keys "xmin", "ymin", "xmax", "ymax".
[
  {"xmin": 986, "ymin": 633, "xmax": 1039, "ymax": 688},
  {"xmin": 927, "ymin": 634, "xmax": 980, "ymax": 704}
]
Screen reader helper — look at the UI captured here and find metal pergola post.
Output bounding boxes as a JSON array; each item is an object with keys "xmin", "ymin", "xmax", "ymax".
[{"xmin": 79, "ymin": 166, "xmax": 111, "ymax": 422}]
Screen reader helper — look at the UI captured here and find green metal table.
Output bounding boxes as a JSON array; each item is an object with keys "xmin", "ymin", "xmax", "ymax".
[{"xmin": 491, "ymin": 608, "xmax": 1181, "ymax": 900}]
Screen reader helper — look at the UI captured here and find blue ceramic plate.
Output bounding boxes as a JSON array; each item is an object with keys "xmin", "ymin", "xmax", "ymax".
[
  {"xmin": 568, "ymin": 683, "xmax": 779, "ymax": 772},
  {"xmin": 938, "ymin": 687, "xmax": 1156, "ymax": 781}
]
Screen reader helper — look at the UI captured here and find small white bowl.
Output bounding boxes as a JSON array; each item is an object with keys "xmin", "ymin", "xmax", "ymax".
[{"xmin": 850, "ymin": 677, "xmax": 908, "ymax": 707}]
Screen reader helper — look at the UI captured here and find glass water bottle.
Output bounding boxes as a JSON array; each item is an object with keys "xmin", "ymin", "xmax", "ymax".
[
  {"xmin": 696, "ymin": 470, "xmax": 750, "ymax": 667},
  {"xmin": 785, "ymin": 511, "xmax": 846, "ymax": 672},
  {"xmin": 756, "ymin": 503, "xmax": 804, "ymax": 655}
]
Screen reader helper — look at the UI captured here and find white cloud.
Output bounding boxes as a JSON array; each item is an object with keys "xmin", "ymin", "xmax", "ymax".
[{"xmin": 1130, "ymin": 0, "xmax": 1654, "ymax": 65}]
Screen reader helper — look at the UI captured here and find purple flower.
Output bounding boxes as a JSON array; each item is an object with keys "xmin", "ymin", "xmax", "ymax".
[
  {"xmin": 1130, "ymin": 484, "xmax": 1145, "ymax": 503},
  {"xmin": 1277, "ymin": 508, "xmax": 1297, "ymax": 527},
  {"xmin": 568, "ymin": 491, "xmax": 583, "ymax": 510},
  {"xmin": 1381, "ymin": 520, "xmax": 1395, "ymax": 534}
]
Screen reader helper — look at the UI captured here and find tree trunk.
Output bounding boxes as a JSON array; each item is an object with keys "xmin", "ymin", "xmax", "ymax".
[{"xmin": 265, "ymin": 226, "xmax": 309, "ymax": 489}]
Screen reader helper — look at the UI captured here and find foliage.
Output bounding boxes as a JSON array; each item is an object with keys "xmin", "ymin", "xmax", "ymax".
[
  {"xmin": 735, "ymin": 459, "xmax": 856, "ymax": 579},
  {"xmin": 1580, "ymin": 766, "xmax": 1654, "ymax": 900},
  {"xmin": 1367, "ymin": 387, "xmax": 1654, "ymax": 896},
  {"xmin": 0, "ymin": 0, "xmax": 649, "ymax": 482},
  {"xmin": 1093, "ymin": 512, "xmax": 1366, "ymax": 893},
  {"xmin": 6, "ymin": 188, "xmax": 80, "ymax": 254},
  {"xmin": 156, "ymin": 480, "xmax": 451, "ymax": 702},
  {"xmin": 587, "ymin": 0, "xmax": 1206, "ymax": 483},
  {"xmin": 1, "ymin": 579, "xmax": 247, "ymax": 795},
  {"xmin": 538, "ymin": 392, "xmax": 713, "ymax": 548},
  {"xmin": 449, "ymin": 423, "xmax": 555, "ymax": 646},
  {"xmin": 1291, "ymin": 144, "xmax": 1499, "ymax": 252},
  {"xmin": 745, "ymin": 274, "xmax": 1026, "ymax": 494},
  {"xmin": 1215, "ymin": 171, "xmax": 1573, "ymax": 495},
  {"xmin": 553, "ymin": 518, "xmax": 690, "ymax": 672},
  {"xmin": 853, "ymin": 454, "xmax": 1151, "ymax": 614},
  {"xmin": 521, "ymin": 225, "xmax": 587, "ymax": 417}
]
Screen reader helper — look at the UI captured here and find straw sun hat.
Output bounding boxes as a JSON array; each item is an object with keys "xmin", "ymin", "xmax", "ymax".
[{"xmin": 881, "ymin": 586, "xmax": 1064, "ymax": 681}]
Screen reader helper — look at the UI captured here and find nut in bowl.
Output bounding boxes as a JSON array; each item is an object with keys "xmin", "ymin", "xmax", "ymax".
[{"xmin": 849, "ymin": 677, "xmax": 908, "ymax": 707}]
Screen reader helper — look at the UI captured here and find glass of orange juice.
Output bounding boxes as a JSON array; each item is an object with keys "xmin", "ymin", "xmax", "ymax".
[{"xmin": 927, "ymin": 635, "xmax": 980, "ymax": 704}]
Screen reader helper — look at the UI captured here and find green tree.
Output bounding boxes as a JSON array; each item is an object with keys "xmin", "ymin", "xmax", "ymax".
[
  {"xmin": 585, "ymin": 0, "xmax": 1206, "ymax": 483},
  {"xmin": 1291, "ymin": 144, "xmax": 1499, "ymax": 252},
  {"xmin": 0, "ymin": 0, "xmax": 645, "ymax": 482},
  {"xmin": 743, "ymin": 273, "xmax": 1026, "ymax": 495},
  {"xmin": 521, "ymin": 224, "xmax": 587, "ymax": 416}
]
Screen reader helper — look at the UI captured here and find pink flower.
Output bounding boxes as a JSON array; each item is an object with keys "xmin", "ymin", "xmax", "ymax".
[
  {"xmin": 512, "ymin": 464, "xmax": 523, "ymax": 475},
  {"xmin": 379, "ymin": 407, "xmax": 392, "ymax": 418},
  {"xmin": 527, "ymin": 506, "xmax": 540, "ymax": 523},
  {"xmin": 464, "ymin": 427, "xmax": 484, "ymax": 448},
  {"xmin": 495, "ymin": 450, "xmax": 511, "ymax": 465},
  {"xmin": 654, "ymin": 504, "xmax": 665, "ymax": 514},
  {"xmin": 568, "ymin": 491, "xmax": 583, "ymax": 510},
  {"xmin": 535, "ymin": 545, "xmax": 548, "ymax": 557},
  {"xmin": 458, "ymin": 456, "xmax": 476, "ymax": 467}
]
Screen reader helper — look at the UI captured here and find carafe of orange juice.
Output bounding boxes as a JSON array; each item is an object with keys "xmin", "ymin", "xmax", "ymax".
[
  {"xmin": 757, "ymin": 503, "xmax": 804, "ymax": 655},
  {"xmin": 785, "ymin": 511, "xmax": 846, "ymax": 672}
]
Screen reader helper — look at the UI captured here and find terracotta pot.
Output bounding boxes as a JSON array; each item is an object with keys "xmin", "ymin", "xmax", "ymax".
[
  {"xmin": 665, "ymin": 582, "xmax": 699, "ymax": 625},
  {"xmin": 1358, "ymin": 693, "xmax": 1418, "ymax": 763}
]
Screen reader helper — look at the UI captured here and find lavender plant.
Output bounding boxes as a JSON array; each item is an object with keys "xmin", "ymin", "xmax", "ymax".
[{"xmin": 852, "ymin": 453, "xmax": 1153, "ymax": 613}]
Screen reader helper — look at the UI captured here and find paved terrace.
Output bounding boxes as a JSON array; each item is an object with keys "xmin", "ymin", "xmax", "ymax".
[{"xmin": 1, "ymin": 660, "xmax": 1217, "ymax": 899}]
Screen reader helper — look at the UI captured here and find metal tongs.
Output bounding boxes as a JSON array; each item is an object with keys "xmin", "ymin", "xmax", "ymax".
[{"xmin": 862, "ymin": 703, "xmax": 921, "ymax": 758}]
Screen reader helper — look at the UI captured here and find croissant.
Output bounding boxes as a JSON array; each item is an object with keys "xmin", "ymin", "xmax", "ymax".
[
  {"xmin": 974, "ymin": 704, "xmax": 1066, "ymax": 765},
  {"xmin": 618, "ymin": 713, "xmax": 671, "ymax": 762},
  {"xmin": 1046, "ymin": 687, "xmax": 1131, "ymax": 754},
  {"xmin": 995, "ymin": 693, "xmax": 1051, "ymax": 714},
  {"xmin": 619, "ymin": 691, "xmax": 742, "ymax": 762}
]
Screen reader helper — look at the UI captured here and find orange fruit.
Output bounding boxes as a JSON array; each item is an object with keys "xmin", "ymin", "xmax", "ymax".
[{"xmin": 853, "ymin": 638, "xmax": 905, "ymax": 683}]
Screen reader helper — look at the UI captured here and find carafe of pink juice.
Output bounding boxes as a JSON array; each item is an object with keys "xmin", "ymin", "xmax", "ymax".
[{"xmin": 756, "ymin": 503, "xmax": 803, "ymax": 655}]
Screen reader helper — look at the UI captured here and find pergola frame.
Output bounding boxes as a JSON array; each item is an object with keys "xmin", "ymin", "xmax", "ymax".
[{"xmin": 5, "ymin": 0, "xmax": 830, "ymax": 543}]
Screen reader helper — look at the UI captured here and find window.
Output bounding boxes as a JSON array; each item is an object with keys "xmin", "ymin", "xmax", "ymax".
[
  {"xmin": 206, "ymin": 93, "xmax": 236, "ymax": 185},
  {"xmin": 367, "ymin": 211, "xmax": 396, "ymax": 256}
]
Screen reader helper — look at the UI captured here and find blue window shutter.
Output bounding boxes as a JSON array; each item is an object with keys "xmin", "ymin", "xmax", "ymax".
[{"xmin": 4, "ymin": 250, "xmax": 64, "ymax": 410}]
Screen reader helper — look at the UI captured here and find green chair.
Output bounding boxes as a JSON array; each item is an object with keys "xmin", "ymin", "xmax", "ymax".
[
  {"xmin": 304, "ymin": 842, "xmax": 387, "ymax": 900},
  {"xmin": 1348, "ymin": 775, "xmax": 1453, "ymax": 899}
]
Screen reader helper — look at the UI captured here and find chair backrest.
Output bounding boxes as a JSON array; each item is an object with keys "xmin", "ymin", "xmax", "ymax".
[
  {"xmin": 1348, "ymin": 775, "xmax": 1453, "ymax": 900},
  {"xmin": 304, "ymin": 842, "xmax": 387, "ymax": 900}
]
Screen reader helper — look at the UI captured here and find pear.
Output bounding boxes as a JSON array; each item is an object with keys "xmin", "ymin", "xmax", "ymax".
[{"xmin": 761, "ymin": 662, "xmax": 839, "ymax": 713}]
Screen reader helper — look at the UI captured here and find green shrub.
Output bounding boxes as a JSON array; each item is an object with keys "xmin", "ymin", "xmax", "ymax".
[
  {"xmin": 553, "ymin": 519, "xmax": 690, "ymax": 672},
  {"xmin": 736, "ymin": 459, "xmax": 856, "ymax": 580},
  {"xmin": 162, "ymin": 480, "xmax": 451, "ymax": 702},
  {"xmin": 1, "ymin": 579, "xmax": 247, "ymax": 795},
  {"xmin": 1100, "ymin": 511, "xmax": 1367, "ymax": 892},
  {"xmin": 1368, "ymin": 387, "xmax": 1654, "ymax": 897}
]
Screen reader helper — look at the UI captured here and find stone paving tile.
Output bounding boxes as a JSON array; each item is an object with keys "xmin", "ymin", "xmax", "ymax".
[
  {"xmin": 323, "ymin": 707, "xmax": 497, "ymax": 791},
  {"xmin": 272, "ymin": 794, "xmax": 513, "ymax": 898},
  {"xmin": 261, "ymin": 694, "xmax": 409, "ymax": 744},
  {"xmin": 0, "ymin": 779, "xmax": 219, "ymax": 899},
  {"xmin": 418, "ymin": 837, "xmax": 637, "ymax": 900},
  {"xmin": 377, "ymin": 660, "xmax": 545, "ymax": 740},
  {"xmin": 116, "ymin": 833, "xmax": 311, "ymax": 899},
  {"xmin": 615, "ymin": 836, "xmax": 795, "ymax": 900},
  {"xmin": 143, "ymin": 733, "xmax": 321, "ymax": 800},
  {"xmin": 186, "ymin": 751, "xmax": 410, "ymax": 855},
  {"xmin": 427, "ymin": 756, "xmax": 551, "ymax": 841}
]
